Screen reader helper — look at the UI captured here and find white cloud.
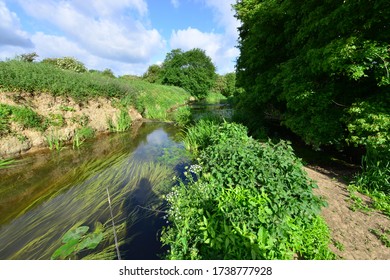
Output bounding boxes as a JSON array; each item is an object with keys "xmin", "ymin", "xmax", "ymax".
[
  {"xmin": 201, "ymin": 0, "xmax": 239, "ymax": 39},
  {"xmin": 171, "ymin": 0, "xmax": 180, "ymax": 8},
  {"xmin": 16, "ymin": 0, "xmax": 165, "ymax": 64},
  {"xmin": 170, "ymin": 27, "xmax": 238, "ymax": 73},
  {"xmin": 0, "ymin": 1, "xmax": 33, "ymax": 47}
]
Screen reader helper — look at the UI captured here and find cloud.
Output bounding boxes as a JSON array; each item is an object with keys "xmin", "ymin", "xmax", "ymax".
[
  {"xmin": 170, "ymin": 27, "xmax": 238, "ymax": 73},
  {"xmin": 0, "ymin": 1, "xmax": 33, "ymax": 47},
  {"xmin": 17, "ymin": 0, "xmax": 165, "ymax": 63},
  {"xmin": 201, "ymin": 0, "xmax": 239, "ymax": 39},
  {"xmin": 171, "ymin": 0, "xmax": 180, "ymax": 8}
]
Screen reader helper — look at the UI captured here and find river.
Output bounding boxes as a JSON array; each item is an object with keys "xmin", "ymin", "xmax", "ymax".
[{"xmin": 0, "ymin": 121, "xmax": 190, "ymax": 260}]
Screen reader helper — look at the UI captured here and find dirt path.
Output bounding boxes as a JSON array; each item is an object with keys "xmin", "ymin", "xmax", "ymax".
[{"xmin": 305, "ymin": 166, "xmax": 390, "ymax": 259}]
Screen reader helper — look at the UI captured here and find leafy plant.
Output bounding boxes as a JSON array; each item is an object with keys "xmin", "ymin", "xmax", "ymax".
[
  {"xmin": 46, "ymin": 130, "xmax": 64, "ymax": 151},
  {"xmin": 108, "ymin": 110, "xmax": 132, "ymax": 132},
  {"xmin": 51, "ymin": 224, "xmax": 104, "ymax": 260},
  {"xmin": 162, "ymin": 121, "xmax": 334, "ymax": 260},
  {"xmin": 73, "ymin": 126, "xmax": 95, "ymax": 149},
  {"xmin": 173, "ymin": 106, "xmax": 193, "ymax": 127}
]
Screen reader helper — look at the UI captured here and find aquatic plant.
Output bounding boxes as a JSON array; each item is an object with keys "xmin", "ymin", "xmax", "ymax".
[{"xmin": 0, "ymin": 154, "xmax": 174, "ymax": 259}]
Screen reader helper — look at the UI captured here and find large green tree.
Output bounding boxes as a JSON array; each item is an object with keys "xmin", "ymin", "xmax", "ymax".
[
  {"xmin": 160, "ymin": 48, "xmax": 216, "ymax": 100},
  {"xmin": 234, "ymin": 0, "xmax": 390, "ymax": 150}
]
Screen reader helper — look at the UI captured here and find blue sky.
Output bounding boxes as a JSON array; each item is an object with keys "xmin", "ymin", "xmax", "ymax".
[{"xmin": 0, "ymin": 0, "xmax": 239, "ymax": 76}]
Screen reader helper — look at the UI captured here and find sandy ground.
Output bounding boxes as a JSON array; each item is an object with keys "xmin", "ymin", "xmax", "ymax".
[{"xmin": 305, "ymin": 166, "xmax": 390, "ymax": 259}]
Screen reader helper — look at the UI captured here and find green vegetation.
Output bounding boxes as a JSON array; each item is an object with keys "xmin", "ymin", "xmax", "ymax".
[
  {"xmin": 73, "ymin": 126, "xmax": 95, "ymax": 149},
  {"xmin": 370, "ymin": 228, "xmax": 390, "ymax": 248},
  {"xmin": 51, "ymin": 224, "xmax": 104, "ymax": 260},
  {"xmin": 159, "ymin": 48, "xmax": 216, "ymax": 100},
  {"xmin": 233, "ymin": 0, "xmax": 389, "ymax": 216},
  {"xmin": 108, "ymin": 110, "xmax": 132, "ymax": 132},
  {"xmin": 161, "ymin": 120, "xmax": 334, "ymax": 260},
  {"xmin": 42, "ymin": 56, "xmax": 87, "ymax": 73},
  {"xmin": 0, "ymin": 158, "xmax": 18, "ymax": 169},
  {"xmin": 172, "ymin": 106, "xmax": 193, "ymax": 127},
  {"xmin": 212, "ymin": 72, "xmax": 237, "ymax": 98},
  {"xmin": 46, "ymin": 130, "xmax": 64, "ymax": 151},
  {"xmin": 0, "ymin": 103, "xmax": 44, "ymax": 133}
]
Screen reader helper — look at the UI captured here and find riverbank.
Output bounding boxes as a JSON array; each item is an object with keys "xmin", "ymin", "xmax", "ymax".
[{"xmin": 0, "ymin": 60, "xmax": 191, "ymax": 159}]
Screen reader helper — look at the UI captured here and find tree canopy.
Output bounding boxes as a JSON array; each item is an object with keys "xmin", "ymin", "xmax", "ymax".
[
  {"xmin": 160, "ymin": 48, "xmax": 216, "ymax": 100},
  {"xmin": 234, "ymin": 0, "xmax": 390, "ymax": 151}
]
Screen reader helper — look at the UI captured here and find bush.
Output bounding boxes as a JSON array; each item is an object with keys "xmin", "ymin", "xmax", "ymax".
[{"xmin": 162, "ymin": 121, "xmax": 334, "ymax": 259}]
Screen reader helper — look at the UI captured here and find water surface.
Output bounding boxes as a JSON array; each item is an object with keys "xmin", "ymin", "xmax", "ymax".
[{"xmin": 0, "ymin": 122, "xmax": 189, "ymax": 259}]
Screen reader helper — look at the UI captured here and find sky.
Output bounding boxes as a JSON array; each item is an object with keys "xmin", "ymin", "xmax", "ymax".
[{"xmin": 0, "ymin": 0, "xmax": 240, "ymax": 76}]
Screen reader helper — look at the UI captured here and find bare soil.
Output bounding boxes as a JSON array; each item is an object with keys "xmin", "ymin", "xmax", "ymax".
[{"xmin": 305, "ymin": 166, "xmax": 390, "ymax": 260}]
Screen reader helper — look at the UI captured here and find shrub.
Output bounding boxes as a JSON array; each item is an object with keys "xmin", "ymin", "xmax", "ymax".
[{"xmin": 162, "ymin": 121, "xmax": 334, "ymax": 259}]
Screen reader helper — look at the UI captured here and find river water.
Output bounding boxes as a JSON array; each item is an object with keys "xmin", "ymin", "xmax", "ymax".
[{"xmin": 0, "ymin": 121, "xmax": 190, "ymax": 260}]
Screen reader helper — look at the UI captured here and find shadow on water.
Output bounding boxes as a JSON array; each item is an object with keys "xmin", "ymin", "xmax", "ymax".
[{"xmin": 121, "ymin": 178, "xmax": 167, "ymax": 260}]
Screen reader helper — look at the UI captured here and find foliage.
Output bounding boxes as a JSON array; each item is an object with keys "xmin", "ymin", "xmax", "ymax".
[
  {"xmin": 160, "ymin": 48, "xmax": 216, "ymax": 100},
  {"xmin": 0, "ymin": 60, "xmax": 190, "ymax": 122},
  {"xmin": 0, "ymin": 103, "xmax": 43, "ymax": 132},
  {"xmin": 370, "ymin": 228, "xmax": 390, "ymax": 248},
  {"xmin": 42, "ymin": 57, "xmax": 87, "ymax": 73},
  {"xmin": 46, "ymin": 130, "xmax": 64, "ymax": 151},
  {"xmin": 73, "ymin": 126, "xmax": 95, "ymax": 149},
  {"xmin": 234, "ymin": 0, "xmax": 389, "ymax": 149},
  {"xmin": 51, "ymin": 224, "xmax": 104, "ymax": 260},
  {"xmin": 0, "ymin": 60, "xmax": 136, "ymax": 101},
  {"xmin": 143, "ymin": 64, "xmax": 163, "ymax": 83},
  {"xmin": 212, "ymin": 73, "xmax": 237, "ymax": 97},
  {"xmin": 162, "ymin": 121, "xmax": 334, "ymax": 260},
  {"xmin": 108, "ymin": 110, "xmax": 132, "ymax": 132},
  {"xmin": 17, "ymin": 52, "xmax": 39, "ymax": 63},
  {"xmin": 173, "ymin": 106, "xmax": 193, "ymax": 127}
]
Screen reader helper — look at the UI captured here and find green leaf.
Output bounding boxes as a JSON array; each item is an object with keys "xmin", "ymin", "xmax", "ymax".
[
  {"xmin": 62, "ymin": 226, "xmax": 89, "ymax": 243},
  {"xmin": 51, "ymin": 238, "xmax": 79, "ymax": 260}
]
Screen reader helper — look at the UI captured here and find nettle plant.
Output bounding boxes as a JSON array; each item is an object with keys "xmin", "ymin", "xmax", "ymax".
[{"xmin": 161, "ymin": 122, "xmax": 334, "ymax": 260}]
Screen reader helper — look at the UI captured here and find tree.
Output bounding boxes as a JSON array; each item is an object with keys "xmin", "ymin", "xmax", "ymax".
[
  {"xmin": 234, "ymin": 0, "xmax": 390, "ymax": 149},
  {"xmin": 212, "ymin": 72, "xmax": 237, "ymax": 97},
  {"xmin": 160, "ymin": 48, "xmax": 216, "ymax": 100},
  {"xmin": 142, "ymin": 64, "xmax": 162, "ymax": 83},
  {"xmin": 41, "ymin": 57, "xmax": 87, "ymax": 73},
  {"xmin": 18, "ymin": 52, "xmax": 39, "ymax": 62}
]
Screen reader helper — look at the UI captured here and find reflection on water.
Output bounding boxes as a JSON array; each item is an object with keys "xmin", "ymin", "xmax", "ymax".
[{"xmin": 0, "ymin": 122, "xmax": 189, "ymax": 260}]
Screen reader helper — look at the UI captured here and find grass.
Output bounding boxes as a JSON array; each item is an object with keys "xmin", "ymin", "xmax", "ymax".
[
  {"xmin": 0, "ymin": 158, "xmax": 18, "ymax": 169},
  {"xmin": 370, "ymin": 228, "xmax": 390, "ymax": 248},
  {"xmin": 107, "ymin": 110, "xmax": 132, "ymax": 132},
  {"xmin": 0, "ymin": 60, "xmax": 190, "ymax": 123}
]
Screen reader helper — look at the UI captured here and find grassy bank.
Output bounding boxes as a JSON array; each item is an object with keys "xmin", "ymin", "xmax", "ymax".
[
  {"xmin": 0, "ymin": 60, "xmax": 190, "ymax": 157},
  {"xmin": 0, "ymin": 60, "xmax": 190, "ymax": 120}
]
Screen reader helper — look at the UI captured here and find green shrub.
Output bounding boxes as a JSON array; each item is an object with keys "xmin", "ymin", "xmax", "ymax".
[
  {"xmin": 173, "ymin": 106, "xmax": 193, "ymax": 127},
  {"xmin": 162, "ymin": 122, "xmax": 334, "ymax": 259}
]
